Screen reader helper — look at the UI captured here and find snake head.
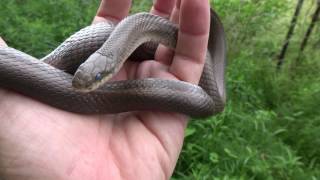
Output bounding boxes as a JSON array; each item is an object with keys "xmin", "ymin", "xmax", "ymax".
[{"xmin": 72, "ymin": 52, "xmax": 116, "ymax": 92}]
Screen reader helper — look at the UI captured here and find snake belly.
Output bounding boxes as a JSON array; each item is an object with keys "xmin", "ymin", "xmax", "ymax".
[{"xmin": 0, "ymin": 9, "xmax": 226, "ymax": 118}]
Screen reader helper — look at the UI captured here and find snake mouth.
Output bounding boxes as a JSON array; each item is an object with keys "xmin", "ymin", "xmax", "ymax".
[{"xmin": 72, "ymin": 84, "xmax": 100, "ymax": 93}]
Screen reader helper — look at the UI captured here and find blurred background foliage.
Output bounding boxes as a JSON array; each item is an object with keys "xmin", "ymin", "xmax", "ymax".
[{"xmin": 0, "ymin": 0, "xmax": 319, "ymax": 179}]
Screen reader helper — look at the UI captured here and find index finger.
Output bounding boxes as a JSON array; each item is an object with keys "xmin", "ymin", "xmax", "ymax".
[
  {"xmin": 93, "ymin": 0, "xmax": 132, "ymax": 24},
  {"xmin": 169, "ymin": 0, "xmax": 210, "ymax": 84}
]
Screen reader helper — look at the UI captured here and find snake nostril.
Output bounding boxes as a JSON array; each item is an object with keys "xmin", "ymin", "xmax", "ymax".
[
  {"xmin": 72, "ymin": 75, "xmax": 82, "ymax": 89},
  {"xmin": 73, "ymin": 70, "xmax": 88, "ymax": 89}
]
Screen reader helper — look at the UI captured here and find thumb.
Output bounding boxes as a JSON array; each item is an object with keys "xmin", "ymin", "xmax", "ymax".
[{"xmin": 0, "ymin": 37, "xmax": 7, "ymax": 47}]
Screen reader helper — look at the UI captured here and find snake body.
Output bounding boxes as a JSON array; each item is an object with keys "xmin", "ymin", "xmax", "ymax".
[{"xmin": 0, "ymin": 9, "xmax": 226, "ymax": 117}]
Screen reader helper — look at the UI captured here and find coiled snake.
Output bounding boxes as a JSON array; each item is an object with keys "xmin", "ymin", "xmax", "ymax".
[{"xmin": 0, "ymin": 9, "xmax": 226, "ymax": 118}]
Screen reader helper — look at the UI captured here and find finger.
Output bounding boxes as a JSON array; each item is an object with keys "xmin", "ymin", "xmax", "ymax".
[
  {"xmin": 150, "ymin": 0, "xmax": 176, "ymax": 18},
  {"xmin": 151, "ymin": 0, "xmax": 176, "ymax": 65},
  {"xmin": 169, "ymin": 0, "xmax": 210, "ymax": 84},
  {"xmin": 170, "ymin": 0, "xmax": 181, "ymax": 24},
  {"xmin": 0, "ymin": 37, "xmax": 7, "ymax": 47},
  {"xmin": 93, "ymin": 0, "xmax": 132, "ymax": 24}
]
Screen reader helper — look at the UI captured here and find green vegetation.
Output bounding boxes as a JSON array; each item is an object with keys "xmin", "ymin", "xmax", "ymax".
[{"xmin": 1, "ymin": 0, "xmax": 319, "ymax": 179}]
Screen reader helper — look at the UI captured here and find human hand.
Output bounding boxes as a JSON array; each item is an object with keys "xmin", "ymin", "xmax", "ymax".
[{"xmin": 0, "ymin": 0, "xmax": 210, "ymax": 179}]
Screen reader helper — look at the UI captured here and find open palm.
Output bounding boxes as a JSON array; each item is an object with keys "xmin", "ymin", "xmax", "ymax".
[{"xmin": 0, "ymin": 0, "xmax": 210, "ymax": 179}]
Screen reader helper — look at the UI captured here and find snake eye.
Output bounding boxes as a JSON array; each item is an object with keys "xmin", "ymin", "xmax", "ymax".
[{"xmin": 95, "ymin": 73, "xmax": 103, "ymax": 81}]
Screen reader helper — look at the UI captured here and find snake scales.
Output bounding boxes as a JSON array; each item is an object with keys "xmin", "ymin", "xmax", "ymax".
[{"xmin": 0, "ymin": 9, "xmax": 226, "ymax": 118}]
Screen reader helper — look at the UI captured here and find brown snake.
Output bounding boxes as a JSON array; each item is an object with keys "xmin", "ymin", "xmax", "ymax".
[{"xmin": 0, "ymin": 9, "xmax": 226, "ymax": 118}]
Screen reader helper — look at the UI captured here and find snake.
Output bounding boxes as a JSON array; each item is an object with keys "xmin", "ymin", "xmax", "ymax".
[{"xmin": 0, "ymin": 9, "xmax": 226, "ymax": 118}]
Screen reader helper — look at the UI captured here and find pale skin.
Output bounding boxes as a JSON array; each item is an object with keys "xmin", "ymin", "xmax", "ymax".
[{"xmin": 0, "ymin": 0, "xmax": 210, "ymax": 179}]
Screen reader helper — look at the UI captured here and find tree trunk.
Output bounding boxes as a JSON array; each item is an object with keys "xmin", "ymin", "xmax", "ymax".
[
  {"xmin": 298, "ymin": 1, "xmax": 320, "ymax": 54},
  {"xmin": 277, "ymin": 0, "xmax": 305, "ymax": 69}
]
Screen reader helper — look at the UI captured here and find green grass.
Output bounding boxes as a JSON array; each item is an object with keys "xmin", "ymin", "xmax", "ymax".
[{"xmin": 1, "ymin": 0, "xmax": 320, "ymax": 179}]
